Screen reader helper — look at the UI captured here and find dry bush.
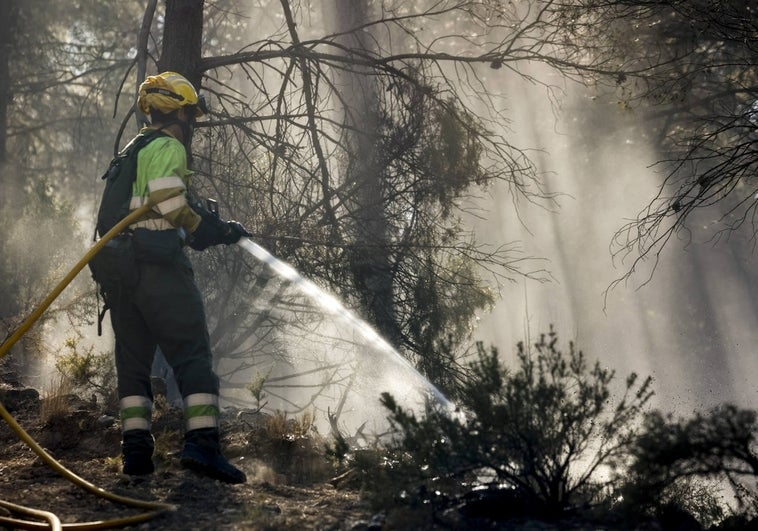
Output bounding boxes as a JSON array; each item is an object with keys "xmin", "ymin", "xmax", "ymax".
[
  {"xmin": 54, "ymin": 337, "xmax": 117, "ymax": 410},
  {"xmin": 40, "ymin": 375, "xmax": 73, "ymax": 425},
  {"xmin": 254, "ymin": 409, "xmax": 332, "ymax": 484}
]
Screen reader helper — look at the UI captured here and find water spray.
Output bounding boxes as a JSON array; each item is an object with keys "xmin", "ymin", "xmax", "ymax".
[{"xmin": 236, "ymin": 237, "xmax": 453, "ymax": 411}]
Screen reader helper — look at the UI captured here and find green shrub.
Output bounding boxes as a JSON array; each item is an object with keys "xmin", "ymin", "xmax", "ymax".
[
  {"xmin": 620, "ymin": 404, "xmax": 758, "ymax": 527},
  {"xmin": 55, "ymin": 337, "xmax": 117, "ymax": 409},
  {"xmin": 371, "ymin": 327, "xmax": 654, "ymax": 521},
  {"xmin": 360, "ymin": 327, "xmax": 758, "ymax": 528}
]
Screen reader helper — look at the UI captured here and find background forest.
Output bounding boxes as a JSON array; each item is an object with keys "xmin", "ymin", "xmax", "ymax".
[{"xmin": 1, "ymin": 1, "xmax": 757, "ymax": 528}]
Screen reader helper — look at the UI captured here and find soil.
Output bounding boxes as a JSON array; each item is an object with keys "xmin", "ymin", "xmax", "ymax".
[{"xmin": 0, "ymin": 382, "xmax": 378, "ymax": 531}]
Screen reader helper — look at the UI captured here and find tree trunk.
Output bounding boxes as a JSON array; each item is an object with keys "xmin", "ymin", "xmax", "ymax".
[
  {"xmin": 330, "ymin": 0, "xmax": 402, "ymax": 346},
  {"xmin": 159, "ymin": 0, "xmax": 204, "ymax": 89},
  {"xmin": 0, "ymin": 0, "xmax": 18, "ymax": 166}
]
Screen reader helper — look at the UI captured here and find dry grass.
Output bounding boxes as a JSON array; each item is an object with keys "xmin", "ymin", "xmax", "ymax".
[
  {"xmin": 39, "ymin": 375, "xmax": 73, "ymax": 424},
  {"xmin": 256, "ymin": 409, "xmax": 334, "ymax": 484},
  {"xmin": 264, "ymin": 409, "xmax": 316, "ymax": 441}
]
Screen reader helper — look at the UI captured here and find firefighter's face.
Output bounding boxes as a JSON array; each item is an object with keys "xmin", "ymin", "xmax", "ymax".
[{"xmin": 177, "ymin": 107, "xmax": 196, "ymax": 143}]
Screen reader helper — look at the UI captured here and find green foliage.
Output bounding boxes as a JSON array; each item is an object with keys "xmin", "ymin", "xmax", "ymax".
[
  {"xmin": 407, "ymin": 252, "xmax": 494, "ymax": 397},
  {"xmin": 324, "ymin": 429, "xmax": 350, "ymax": 465},
  {"xmin": 619, "ymin": 404, "xmax": 758, "ymax": 524},
  {"xmin": 55, "ymin": 337, "xmax": 117, "ymax": 409},
  {"xmin": 245, "ymin": 369, "xmax": 269, "ymax": 412},
  {"xmin": 422, "ymin": 104, "xmax": 487, "ymax": 212},
  {"xmin": 371, "ymin": 89, "xmax": 498, "ymax": 383},
  {"xmin": 370, "ymin": 327, "xmax": 654, "ymax": 519}
]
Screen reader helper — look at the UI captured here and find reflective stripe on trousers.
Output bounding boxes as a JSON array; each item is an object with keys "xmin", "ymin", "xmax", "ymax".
[
  {"xmin": 120, "ymin": 395, "xmax": 152, "ymax": 432},
  {"xmin": 184, "ymin": 393, "xmax": 220, "ymax": 431}
]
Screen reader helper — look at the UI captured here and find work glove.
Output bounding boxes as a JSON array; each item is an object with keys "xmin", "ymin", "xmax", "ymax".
[
  {"xmin": 223, "ymin": 221, "xmax": 251, "ymax": 244},
  {"xmin": 187, "ymin": 194, "xmax": 251, "ymax": 250},
  {"xmin": 188, "ymin": 217, "xmax": 225, "ymax": 251},
  {"xmin": 189, "ymin": 219, "xmax": 252, "ymax": 250}
]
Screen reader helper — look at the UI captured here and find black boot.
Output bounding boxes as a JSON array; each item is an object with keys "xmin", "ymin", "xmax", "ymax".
[
  {"xmin": 122, "ymin": 429, "xmax": 154, "ymax": 475},
  {"xmin": 180, "ymin": 428, "xmax": 246, "ymax": 484}
]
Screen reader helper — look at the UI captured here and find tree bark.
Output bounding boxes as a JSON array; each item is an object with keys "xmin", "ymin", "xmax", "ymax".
[
  {"xmin": 330, "ymin": 0, "xmax": 402, "ymax": 347},
  {"xmin": 160, "ymin": 0, "xmax": 204, "ymax": 89},
  {"xmin": 0, "ymin": 0, "xmax": 19, "ymax": 221},
  {"xmin": 0, "ymin": 0, "xmax": 18, "ymax": 165}
]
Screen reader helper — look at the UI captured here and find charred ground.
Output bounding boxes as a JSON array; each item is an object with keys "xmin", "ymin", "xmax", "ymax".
[{"xmin": 0, "ymin": 372, "xmax": 376, "ymax": 531}]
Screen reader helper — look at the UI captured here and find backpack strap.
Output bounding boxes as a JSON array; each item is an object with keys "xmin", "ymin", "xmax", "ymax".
[{"xmin": 111, "ymin": 127, "xmax": 168, "ymax": 172}]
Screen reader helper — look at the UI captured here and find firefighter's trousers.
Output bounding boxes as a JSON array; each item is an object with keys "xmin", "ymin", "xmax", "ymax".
[{"xmin": 105, "ymin": 252, "xmax": 219, "ymax": 408}]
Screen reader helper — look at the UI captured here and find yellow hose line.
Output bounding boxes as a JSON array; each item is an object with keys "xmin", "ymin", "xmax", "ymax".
[
  {"xmin": 0, "ymin": 202, "xmax": 177, "ymax": 528},
  {"xmin": 65, "ymin": 511, "xmax": 169, "ymax": 531},
  {"xmin": 0, "ymin": 500, "xmax": 61, "ymax": 531},
  {"xmin": 0, "ymin": 510, "xmax": 169, "ymax": 530},
  {"xmin": 0, "ymin": 203, "xmax": 152, "ymax": 361}
]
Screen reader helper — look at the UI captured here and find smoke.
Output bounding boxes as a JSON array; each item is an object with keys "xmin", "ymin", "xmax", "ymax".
[
  {"xmin": 468, "ymin": 65, "xmax": 758, "ymax": 414},
  {"xmin": 0, "ymin": 176, "xmax": 98, "ymax": 386}
]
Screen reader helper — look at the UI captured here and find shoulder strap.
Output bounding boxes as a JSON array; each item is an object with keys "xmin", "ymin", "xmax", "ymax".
[
  {"xmin": 101, "ymin": 129, "xmax": 168, "ymax": 182},
  {"xmin": 123, "ymin": 128, "xmax": 168, "ymax": 156}
]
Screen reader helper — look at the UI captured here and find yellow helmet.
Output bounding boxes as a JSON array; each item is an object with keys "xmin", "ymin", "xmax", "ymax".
[{"xmin": 137, "ymin": 71, "xmax": 207, "ymax": 118}]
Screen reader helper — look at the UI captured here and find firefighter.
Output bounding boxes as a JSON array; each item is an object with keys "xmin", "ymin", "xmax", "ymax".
[{"xmin": 108, "ymin": 72, "xmax": 247, "ymax": 483}]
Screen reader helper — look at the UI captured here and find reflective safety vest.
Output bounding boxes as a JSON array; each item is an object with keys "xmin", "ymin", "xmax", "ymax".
[{"xmin": 128, "ymin": 129, "xmax": 201, "ymax": 235}]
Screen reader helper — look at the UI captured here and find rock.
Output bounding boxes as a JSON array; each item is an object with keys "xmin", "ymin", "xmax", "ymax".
[
  {"xmin": 0, "ymin": 384, "xmax": 40, "ymax": 412},
  {"xmin": 330, "ymin": 467, "xmax": 360, "ymax": 489},
  {"xmin": 368, "ymin": 511, "xmax": 386, "ymax": 530},
  {"xmin": 97, "ymin": 414, "xmax": 116, "ymax": 427}
]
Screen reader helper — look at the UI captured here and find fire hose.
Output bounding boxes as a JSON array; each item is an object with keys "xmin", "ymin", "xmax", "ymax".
[{"xmin": 0, "ymin": 203, "xmax": 177, "ymax": 530}]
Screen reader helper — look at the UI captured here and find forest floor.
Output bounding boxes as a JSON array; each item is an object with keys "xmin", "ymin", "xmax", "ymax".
[{"xmin": 0, "ymin": 382, "xmax": 381, "ymax": 531}]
